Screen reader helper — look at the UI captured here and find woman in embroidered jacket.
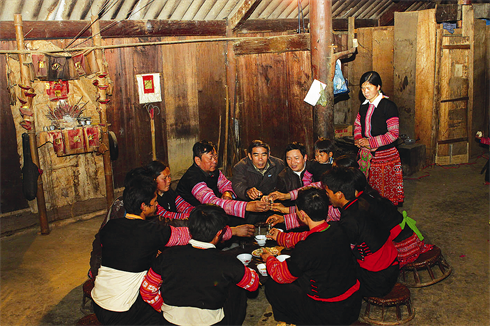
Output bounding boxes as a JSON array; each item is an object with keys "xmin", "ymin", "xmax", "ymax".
[{"xmin": 354, "ymin": 71, "xmax": 404, "ymax": 205}]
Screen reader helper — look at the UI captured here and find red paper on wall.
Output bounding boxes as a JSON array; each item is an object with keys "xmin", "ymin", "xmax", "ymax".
[
  {"xmin": 46, "ymin": 80, "xmax": 69, "ymax": 101},
  {"xmin": 142, "ymin": 75, "xmax": 155, "ymax": 94}
]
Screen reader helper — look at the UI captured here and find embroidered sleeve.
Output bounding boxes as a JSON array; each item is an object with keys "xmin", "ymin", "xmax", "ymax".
[
  {"xmin": 327, "ymin": 206, "xmax": 341, "ymax": 222},
  {"xmin": 302, "ymin": 170, "xmax": 313, "ymax": 186},
  {"xmin": 266, "ymin": 256, "xmax": 298, "ymax": 283},
  {"xmin": 217, "ymin": 171, "xmax": 235, "ymax": 196},
  {"xmin": 140, "ymin": 268, "xmax": 163, "ymax": 311},
  {"xmin": 222, "ymin": 226, "xmax": 232, "ymax": 241},
  {"xmin": 276, "ymin": 230, "xmax": 308, "ymax": 249},
  {"xmin": 480, "ymin": 137, "xmax": 490, "ymax": 145},
  {"xmin": 368, "ymin": 116, "xmax": 399, "ymax": 148},
  {"xmin": 166, "ymin": 226, "xmax": 191, "ymax": 246},
  {"xmin": 354, "ymin": 113, "xmax": 362, "ymax": 140},
  {"xmin": 289, "ymin": 181, "xmax": 322, "ymax": 201},
  {"xmin": 156, "ymin": 204, "xmax": 190, "ymax": 220},
  {"xmin": 192, "ymin": 182, "xmax": 247, "ymax": 218},
  {"xmin": 284, "ymin": 212, "xmax": 301, "ymax": 230},
  {"xmin": 236, "ymin": 266, "xmax": 260, "ymax": 292}
]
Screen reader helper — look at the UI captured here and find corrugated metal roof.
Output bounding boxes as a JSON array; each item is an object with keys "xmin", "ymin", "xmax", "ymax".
[{"xmin": 0, "ymin": 0, "xmax": 448, "ymax": 22}]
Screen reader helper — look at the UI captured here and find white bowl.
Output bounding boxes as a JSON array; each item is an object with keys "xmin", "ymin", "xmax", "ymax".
[
  {"xmin": 276, "ymin": 255, "xmax": 290, "ymax": 262},
  {"xmin": 237, "ymin": 253, "xmax": 252, "ymax": 266},
  {"xmin": 256, "ymin": 263, "xmax": 267, "ymax": 276}
]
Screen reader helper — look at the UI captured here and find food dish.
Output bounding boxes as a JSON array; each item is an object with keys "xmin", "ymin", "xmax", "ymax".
[{"xmin": 252, "ymin": 246, "xmax": 282, "ymax": 257}]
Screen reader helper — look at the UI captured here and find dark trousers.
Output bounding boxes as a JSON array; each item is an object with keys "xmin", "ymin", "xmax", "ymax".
[
  {"xmin": 93, "ymin": 294, "xmax": 165, "ymax": 325},
  {"xmin": 357, "ymin": 263, "xmax": 400, "ymax": 298},
  {"xmin": 265, "ymin": 279, "xmax": 361, "ymax": 326},
  {"xmin": 160, "ymin": 285, "xmax": 248, "ymax": 326}
]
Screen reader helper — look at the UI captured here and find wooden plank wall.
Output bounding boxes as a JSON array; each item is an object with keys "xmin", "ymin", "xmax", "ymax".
[
  {"xmin": 414, "ymin": 9, "xmax": 437, "ymax": 164},
  {"xmin": 393, "ymin": 12, "xmax": 418, "ymax": 139},
  {"xmin": 350, "ymin": 27, "xmax": 394, "ymax": 127}
]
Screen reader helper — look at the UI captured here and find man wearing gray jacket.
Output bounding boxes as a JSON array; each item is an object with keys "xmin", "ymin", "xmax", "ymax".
[{"xmin": 232, "ymin": 140, "xmax": 285, "ymax": 205}]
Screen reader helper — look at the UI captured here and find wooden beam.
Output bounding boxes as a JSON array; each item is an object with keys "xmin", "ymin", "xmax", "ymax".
[
  {"xmin": 233, "ymin": 33, "xmax": 310, "ymax": 55},
  {"xmin": 0, "ymin": 20, "xmax": 227, "ymax": 40},
  {"xmin": 238, "ymin": 18, "xmax": 377, "ymax": 33},
  {"xmin": 379, "ymin": 1, "xmax": 416, "ymax": 26},
  {"xmin": 228, "ymin": 0, "xmax": 262, "ymax": 30}
]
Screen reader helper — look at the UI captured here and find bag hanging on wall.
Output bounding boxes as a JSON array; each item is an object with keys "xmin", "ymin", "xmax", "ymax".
[
  {"xmin": 32, "ymin": 54, "xmax": 48, "ymax": 80},
  {"xmin": 333, "ymin": 59, "xmax": 349, "ymax": 96}
]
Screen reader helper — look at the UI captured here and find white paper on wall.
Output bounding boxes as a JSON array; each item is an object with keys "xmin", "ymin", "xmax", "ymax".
[
  {"xmin": 304, "ymin": 79, "xmax": 326, "ymax": 106},
  {"xmin": 136, "ymin": 73, "xmax": 162, "ymax": 104}
]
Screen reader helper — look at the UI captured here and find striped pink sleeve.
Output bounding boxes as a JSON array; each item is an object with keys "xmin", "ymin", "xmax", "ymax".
[
  {"xmin": 289, "ymin": 181, "xmax": 321, "ymax": 201},
  {"xmin": 140, "ymin": 268, "xmax": 163, "ymax": 311},
  {"xmin": 217, "ymin": 171, "xmax": 235, "ymax": 195},
  {"xmin": 368, "ymin": 117, "xmax": 399, "ymax": 148},
  {"xmin": 480, "ymin": 137, "xmax": 490, "ymax": 145},
  {"xmin": 284, "ymin": 212, "xmax": 301, "ymax": 230},
  {"xmin": 222, "ymin": 226, "xmax": 232, "ymax": 241},
  {"xmin": 156, "ymin": 204, "xmax": 189, "ymax": 220},
  {"xmin": 236, "ymin": 266, "xmax": 260, "ymax": 292},
  {"xmin": 354, "ymin": 113, "xmax": 362, "ymax": 140},
  {"xmin": 192, "ymin": 182, "xmax": 247, "ymax": 218},
  {"xmin": 166, "ymin": 226, "xmax": 191, "ymax": 246},
  {"xmin": 302, "ymin": 170, "xmax": 313, "ymax": 186},
  {"xmin": 266, "ymin": 256, "xmax": 298, "ymax": 284},
  {"xmin": 175, "ymin": 196, "xmax": 194, "ymax": 214},
  {"xmin": 327, "ymin": 206, "xmax": 341, "ymax": 222}
]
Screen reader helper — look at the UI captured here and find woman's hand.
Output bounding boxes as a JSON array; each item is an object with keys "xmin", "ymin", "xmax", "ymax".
[
  {"xmin": 271, "ymin": 203, "xmax": 289, "ymax": 214},
  {"xmin": 260, "ymin": 248, "xmax": 272, "ymax": 262},
  {"xmin": 267, "ymin": 191, "xmax": 290, "ymax": 201},
  {"xmin": 266, "ymin": 228, "xmax": 280, "ymax": 241},
  {"xmin": 357, "ymin": 138, "xmax": 371, "ymax": 149},
  {"xmin": 266, "ymin": 214, "xmax": 285, "ymax": 227}
]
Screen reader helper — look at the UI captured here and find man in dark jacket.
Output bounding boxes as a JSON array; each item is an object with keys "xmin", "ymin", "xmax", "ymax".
[
  {"xmin": 231, "ymin": 140, "xmax": 285, "ymax": 201},
  {"xmin": 276, "ymin": 142, "xmax": 313, "ymax": 195}
]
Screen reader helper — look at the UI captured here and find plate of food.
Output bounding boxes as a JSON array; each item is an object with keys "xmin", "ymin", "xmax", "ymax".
[{"xmin": 252, "ymin": 246, "xmax": 282, "ymax": 257}]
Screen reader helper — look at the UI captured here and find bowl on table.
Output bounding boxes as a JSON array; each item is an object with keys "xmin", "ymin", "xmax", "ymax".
[
  {"xmin": 257, "ymin": 263, "xmax": 268, "ymax": 276},
  {"xmin": 237, "ymin": 253, "xmax": 252, "ymax": 266},
  {"xmin": 255, "ymin": 235, "xmax": 267, "ymax": 247},
  {"xmin": 276, "ymin": 255, "xmax": 290, "ymax": 262}
]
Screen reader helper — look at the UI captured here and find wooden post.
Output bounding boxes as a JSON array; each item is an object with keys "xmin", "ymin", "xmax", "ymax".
[
  {"xmin": 224, "ymin": 20, "xmax": 237, "ymax": 175},
  {"xmin": 91, "ymin": 16, "xmax": 115, "ymax": 209},
  {"xmin": 14, "ymin": 14, "xmax": 50, "ymax": 235},
  {"xmin": 310, "ymin": 0, "xmax": 334, "ymax": 139}
]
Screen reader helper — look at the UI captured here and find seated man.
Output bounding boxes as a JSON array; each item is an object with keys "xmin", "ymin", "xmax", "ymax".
[
  {"xmin": 232, "ymin": 140, "xmax": 285, "ymax": 201},
  {"xmin": 140, "ymin": 204, "xmax": 260, "ymax": 325},
  {"xmin": 322, "ymin": 167, "xmax": 399, "ymax": 297},
  {"xmin": 263, "ymin": 187, "xmax": 361, "ymax": 325},
  {"xmin": 92, "ymin": 174, "xmax": 190, "ymax": 325},
  {"xmin": 232, "ymin": 140, "xmax": 285, "ymax": 224},
  {"xmin": 276, "ymin": 142, "xmax": 313, "ymax": 194},
  {"xmin": 176, "ymin": 140, "xmax": 269, "ymax": 226}
]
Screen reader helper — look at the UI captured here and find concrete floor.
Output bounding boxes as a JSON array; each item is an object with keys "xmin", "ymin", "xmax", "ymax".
[{"xmin": 1, "ymin": 156, "xmax": 489, "ymax": 326}]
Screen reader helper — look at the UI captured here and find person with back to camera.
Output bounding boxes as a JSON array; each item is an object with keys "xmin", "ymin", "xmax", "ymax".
[
  {"xmin": 355, "ymin": 71, "xmax": 404, "ymax": 206},
  {"xmin": 322, "ymin": 166, "xmax": 399, "ymax": 298},
  {"xmin": 140, "ymin": 204, "xmax": 260, "ymax": 325},
  {"xmin": 262, "ymin": 187, "xmax": 361, "ymax": 325}
]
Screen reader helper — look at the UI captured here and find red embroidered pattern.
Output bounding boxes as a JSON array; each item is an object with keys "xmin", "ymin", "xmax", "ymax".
[
  {"xmin": 140, "ymin": 268, "xmax": 163, "ymax": 311},
  {"xmin": 236, "ymin": 266, "xmax": 260, "ymax": 291},
  {"xmin": 368, "ymin": 148, "xmax": 404, "ymax": 205},
  {"xmin": 266, "ymin": 256, "xmax": 298, "ymax": 284}
]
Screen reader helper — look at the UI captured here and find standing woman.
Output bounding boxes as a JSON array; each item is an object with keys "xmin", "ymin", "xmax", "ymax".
[{"xmin": 354, "ymin": 71, "xmax": 404, "ymax": 205}]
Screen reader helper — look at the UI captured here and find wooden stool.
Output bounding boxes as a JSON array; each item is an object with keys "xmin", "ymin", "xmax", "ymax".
[
  {"xmin": 76, "ymin": 313, "xmax": 101, "ymax": 325},
  {"xmin": 81, "ymin": 279, "xmax": 94, "ymax": 311},
  {"xmin": 400, "ymin": 245, "xmax": 452, "ymax": 287},
  {"xmin": 361, "ymin": 283, "xmax": 415, "ymax": 325}
]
